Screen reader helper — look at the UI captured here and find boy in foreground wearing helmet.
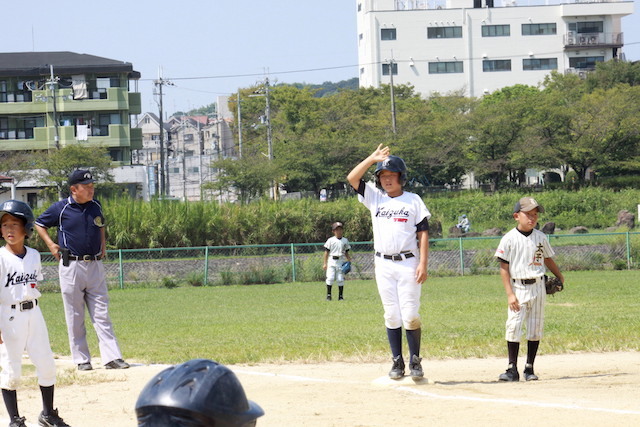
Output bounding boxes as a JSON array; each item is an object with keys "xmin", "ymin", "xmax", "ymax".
[
  {"xmin": 135, "ymin": 359, "xmax": 264, "ymax": 426},
  {"xmin": 0, "ymin": 201, "xmax": 69, "ymax": 427},
  {"xmin": 347, "ymin": 145, "xmax": 431, "ymax": 381}
]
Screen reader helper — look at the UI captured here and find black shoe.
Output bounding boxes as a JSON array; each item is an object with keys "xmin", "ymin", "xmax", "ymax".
[
  {"xmin": 409, "ymin": 355, "xmax": 424, "ymax": 380},
  {"xmin": 326, "ymin": 295, "xmax": 332, "ymax": 301},
  {"xmin": 105, "ymin": 358, "xmax": 130, "ymax": 369},
  {"xmin": 389, "ymin": 355, "xmax": 405, "ymax": 380},
  {"xmin": 498, "ymin": 363, "xmax": 520, "ymax": 382},
  {"xmin": 38, "ymin": 409, "xmax": 70, "ymax": 427},
  {"xmin": 338, "ymin": 296, "xmax": 344, "ymax": 301},
  {"xmin": 523, "ymin": 363, "xmax": 538, "ymax": 381},
  {"xmin": 10, "ymin": 416, "xmax": 27, "ymax": 427},
  {"xmin": 77, "ymin": 362, "xmax": 93, "ymax": 371}
]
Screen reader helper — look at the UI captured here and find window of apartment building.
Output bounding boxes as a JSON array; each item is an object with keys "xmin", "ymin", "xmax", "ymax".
[
  {"xmin": 523, "ymin": 58, "xmax": 558, "ymax": 71},
  {"xmin": 0, "ymin": 118, "xmax": 7, "ymax": 139},
  {"xmin": 0, "ymin": 81, "xmax": 6, "ymax": 102},
  {"xmin": 381, "ymin": 28, "xmax": 397, "ymax": 40},
  {"xmin": 109, "ymin": 149, "xmax": 123, "ymax": 162},
  {"xmin": 568, "ymin": 21, "xmax": 603, "ymax": 34},
  {"xmin": 427, "ymin": 26, "xmax": 462, "ymax": 38},
  {"xmin": 429, "ymin": 61, "xmax": 463, "ymax": 74},
  {"xmin": 569, "ymin": 56, "xmax": 604, "ymax": 69},
  {"xmin": 483, "ymin": 59, "xmax": 511, "ymax": 72},
  {"xmin": 522, "ymin": 23, "xmax": 557, "ymax": 36},
  {"xmin": 382, "ymin": 63, "xmax": 398, "ymax": 75},
  {"xmin": 93, "ymin": 113, "xmax": 121, "ymax": 136},
  {"xmin": 482, "ymin": 25, "xmax": 510, "ymax": 37},
  {"xmin": 88, "ymin": 76, "xmax": 121, "ymax": 99}
]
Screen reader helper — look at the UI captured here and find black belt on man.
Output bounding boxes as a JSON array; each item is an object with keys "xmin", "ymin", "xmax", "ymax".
[
  {"xmin": 375, "ymin": 251, "xmax": 415, "ymax": 261},
  {"xmin": 513, "ymin": 278, "xmax": 537, "ymax": 285},
  {"xmin": 69, "ymin": 254, "xmax": 102, "ymax": 261},
  {"xmin": 11, "ymin": 299, "xmax": 38, "ymax": 311},
  {"xmin": 332, "ymin": 256, "xmax": 340, "ymax": 260}
]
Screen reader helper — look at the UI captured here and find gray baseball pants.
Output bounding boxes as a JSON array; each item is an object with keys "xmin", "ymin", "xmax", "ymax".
[{"xmin": 59, "ymin": 260, "xmax": 123, "ymax": 365}]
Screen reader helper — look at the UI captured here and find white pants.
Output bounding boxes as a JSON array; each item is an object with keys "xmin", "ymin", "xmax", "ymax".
[
  {"xmin": 0, "ymin": 304, "xmax": 56, "ymax": 389},
  {"xmin": 325, "ymin": 258, "xmax": 345, "ymax": 286},
  {"xmin": 374, "ymin": 255, "xmax": 422, "ymax": 330},
  {"xmin": 505, "ymin": 279, "xmax": 546, "ymax": 342}
]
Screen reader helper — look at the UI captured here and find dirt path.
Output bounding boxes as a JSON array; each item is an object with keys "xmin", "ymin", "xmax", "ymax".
[{"xmin": 8, "ymin": 351, "xmax": 640, "ymax": 426}]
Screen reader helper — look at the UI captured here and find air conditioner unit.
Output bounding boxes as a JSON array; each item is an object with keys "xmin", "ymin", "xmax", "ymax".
[
  {"xmin": 578, "ymin": 71, "xmax": 587, "ymax": 79},
  {"xmin": 567, "ymin": 37, "xmax": 575, "ymax": 45},
  {"xmin": 579, "ymin": 36, "xmax": 587, "ymax": 45},
  {"xmin": 588, "ymin": 36, "xmax": 597, "ymax": 44}
]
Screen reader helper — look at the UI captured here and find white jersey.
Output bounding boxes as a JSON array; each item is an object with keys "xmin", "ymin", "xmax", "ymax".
[
  {"xmin": 495, "ymin": 228, "xmax": 555, "ymax": 280},
  {"xmin": 0, "ymin": 246, "xmax": 43, "ymax": 304},
  {"xmin": 324, "ymin": 236, "xmax": 350, "ymax": 259},
  {"xmin": 358, "ymin": 182, "xmax": 431, "ymax": 255}
]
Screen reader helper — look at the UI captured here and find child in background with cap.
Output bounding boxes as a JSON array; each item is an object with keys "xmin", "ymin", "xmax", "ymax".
[
  {"xmin": 322, "ymin": 222, "xmax": 352, "ymax": 301},
  {"xmin": 494, "ymin": 196, "xmax": 565, "ymax": 382}
]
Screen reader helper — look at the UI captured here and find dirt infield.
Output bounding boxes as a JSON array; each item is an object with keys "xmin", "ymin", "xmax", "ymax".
[{"xmin": 7, "ymin": 351, "xmax": 640, "ymax": 426}]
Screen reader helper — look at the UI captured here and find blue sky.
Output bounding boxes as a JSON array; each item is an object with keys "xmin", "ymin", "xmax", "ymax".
[{"xmin": 2, "ymin": 0, "xmax": 638, "ymax": 115}]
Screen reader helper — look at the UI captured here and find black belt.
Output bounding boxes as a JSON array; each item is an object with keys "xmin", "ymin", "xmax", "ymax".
[
  {"xmin": 11, "ymin": 299, "xmax": 38, "ymax": 311},
  {"xmin": 513, "ymin": 278, "xmax": 537, "ymax": 285},
  {"xmin": 332, "ymin": 256, "xmax": 340, "ymax": 260},
  {"xmin": 375, "ymin": 251, "xmax": 415, "ymax": 261},
  {"xmin": 69, "ymin": 254, "xmax": 102, "ymax": 261}
]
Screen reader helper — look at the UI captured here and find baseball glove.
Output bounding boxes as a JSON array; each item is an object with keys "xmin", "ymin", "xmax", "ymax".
[
  {"xmin": 341, "ymin": 261, "xmax": 352, "ymax": 275},
  {"xmin": 545, "ymin": 276, "xmax": 563, "ymax": 295}
]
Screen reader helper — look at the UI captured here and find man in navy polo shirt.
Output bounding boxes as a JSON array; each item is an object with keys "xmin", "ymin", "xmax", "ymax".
[{"xmin": 35, "ymin": 170, "xmax": 129, "ymax": 371}]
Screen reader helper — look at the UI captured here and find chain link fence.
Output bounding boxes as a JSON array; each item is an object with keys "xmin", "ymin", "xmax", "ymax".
[{"xmin": 38, "ymin": 232, "xmax": 640, "ymax": 290}]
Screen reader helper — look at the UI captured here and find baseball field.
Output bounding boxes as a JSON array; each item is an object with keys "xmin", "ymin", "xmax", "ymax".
[{"xmin": 9, "ymin": 270, "xmax": 640, "ymax": 426}]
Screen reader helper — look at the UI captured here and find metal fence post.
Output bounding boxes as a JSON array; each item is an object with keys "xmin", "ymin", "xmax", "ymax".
[
  {"xmin": 459, "ymin": 238, "xmax": 465, "ymax": 276},
  {"xmin": 118, "ymin": 249, "xmax": 124, "ymax": 289},
  {"xmin": 290, "ymin": 243, "xmax": 296, "ymax": 282},
  {"xmin": 626, "ymin": 231, "xmax": 631, "ymax": 270},
  {"xmin": 204, "ymin": 246, "xmax": 209, "ymax": 286}
]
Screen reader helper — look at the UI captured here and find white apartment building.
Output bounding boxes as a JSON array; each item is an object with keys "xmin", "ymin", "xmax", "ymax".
[{"xmin": 357, "ymin": 0, "xmax": 634, "ymax": 97}]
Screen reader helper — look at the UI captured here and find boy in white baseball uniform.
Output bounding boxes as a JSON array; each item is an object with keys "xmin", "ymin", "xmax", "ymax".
[
  {"xmin": 323, "ymin": 222, "xmax": 352, "ymax": 301},
  {"xmin": 495, "ymin": 197, "xmax": 564, "ymax": 382},
  {"xmin": 0, "ymin": 201, "xmax": 69, "ymax": 427},
  {"xmin": 348, "ymin": 145, "xmax": 431, "ymax": 381}
]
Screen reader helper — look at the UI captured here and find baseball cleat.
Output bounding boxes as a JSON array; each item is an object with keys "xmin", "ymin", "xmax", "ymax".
[
  {"xmin": 388, "ymin": 355, "xmax": 405, "ymax": 380},
  {"xmin": 338, "ymin": 296, "xmax": 344, "ymax": 301},
  {"xmin": 326, "ymin": 295, "xmax": 332, "ymax": 301},
  {"xmin": 498, "ymin": 363, "xmax": 520, "ymax": 382},
  {"xmin": 523, "ymin": 363, "xmax": 538, "ymax": 381},
  {"xmin": 38, "ymin": 408, "xmax": 70, "ymax": 427},
  {"xmin": 77, "ymin": 362, "xmax": 93, "ymax": 371},
  {"xmin": 105, "ymin": 358, "xmax": 130, "ymax": 369},
  {"xmin": 409, "ymin": 355, "xmax": 424, "ymax": 380},
  {"xmin": 9, "ymin": 416, "xmax": 27, "ymax": 427}
]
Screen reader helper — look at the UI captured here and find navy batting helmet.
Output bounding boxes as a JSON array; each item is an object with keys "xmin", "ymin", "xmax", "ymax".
[
  {"xmin": 0, "ymin": 200, "xmax": 35, "ymax": 238},
  {"xmin": 135, "ymin": 359, "xmax": 264, "ymax": 427},
  {"xmin": 374, "ymin": 155, "xmax": 407, "ymax": 189}
]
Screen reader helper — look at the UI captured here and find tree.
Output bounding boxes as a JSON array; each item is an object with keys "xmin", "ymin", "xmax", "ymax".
[
  {"xmin": 34, "ymin": 145, "xmax": 113, "ymax": 200},
  {"xmin": 207, "ymin": 156, "xmax": 278, "ymax": 203},
  {"xmin": 586, "ymin": 60, "xmax": 640, "ymax": 91}
]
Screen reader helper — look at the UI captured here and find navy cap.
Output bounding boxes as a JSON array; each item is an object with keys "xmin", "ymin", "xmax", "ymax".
[{"xmin": 68, "ymin": 169, "xmax": 95, "ymax": 186}]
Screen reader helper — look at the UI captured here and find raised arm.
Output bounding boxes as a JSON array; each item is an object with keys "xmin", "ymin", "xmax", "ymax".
[{"xmin": 347, "ymin": 144, "xmax": 390, "ymax": 190}]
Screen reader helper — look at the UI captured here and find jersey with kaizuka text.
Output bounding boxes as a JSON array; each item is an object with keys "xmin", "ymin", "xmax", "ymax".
[
  {"xmin": 358, "ymin": 181, "xmax": 431, "ymax": 254},
  {"xmin": 0, "ymin": 246, "xmax": 43, "ymax": 304}
]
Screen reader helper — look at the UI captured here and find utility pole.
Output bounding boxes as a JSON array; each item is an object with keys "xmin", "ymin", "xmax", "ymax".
[
  {"xmin": 154, "ymin": 69, "xmax": 173, "ymax": 197},
  {"xmin": 388, "ymin": 59, "xmax": 397, "ymax": 137},
  {"xmin": 237, "ymin": 91, "xmax": 243, "ymax": 158},
  {"xmin": 45, "ymin": 65, "xmax": 60, "ymax": 149},
  {"xmin": 249, "ymin": 77, "xmax": 276, "ymax": 199}
]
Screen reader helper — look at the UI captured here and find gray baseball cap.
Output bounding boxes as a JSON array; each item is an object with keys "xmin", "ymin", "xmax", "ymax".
[{"xmin": 514, "ymin": 197, "xmax": 544, "ymax": 213}]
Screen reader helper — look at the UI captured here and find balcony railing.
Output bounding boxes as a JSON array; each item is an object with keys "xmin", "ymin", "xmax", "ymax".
[{"xmin": 565, "ymin": 32, "xmax": 623, "ymax": 48}]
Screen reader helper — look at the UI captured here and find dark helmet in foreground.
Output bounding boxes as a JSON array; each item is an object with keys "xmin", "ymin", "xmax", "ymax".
[
  {"xmin": 135, "ymin": 359, "xmax": 264, "ymax": 427},
  {"xmin": 0, "ymin": 200, "xmax": 35, "ymax": 238},
  {"xmin": 374, "ymin": 155, "xmax": 407, "ymax": 189}
]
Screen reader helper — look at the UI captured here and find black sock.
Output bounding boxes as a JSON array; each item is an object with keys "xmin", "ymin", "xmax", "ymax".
[
  {"xmin": 40, "ymin": 385, "xmax": 54, "ymax": 416},
  {"xmin": 2, "ymin": 388, "xmax": 19, "ymax": 419},
  {"xmin": 507, "ymin": 341, "xmax": 520, "ymax": 366},
  {"xmin": 338, "ymin": 286, "xmax": 343, "ymax": 298},
  {"xmin": 527, "ymin": 340, "xmax": 540, "ymax": 365},
  {"xmin": 326, "ymin": 285, "xmax": 332, "ymax": 296},
  {"xmin": 386, "ymin": 327, "xmax": 403, "ymax": 359},
  {"xmin": 406, "ymin": 328, "xmax": 421, "ymax": 358}
]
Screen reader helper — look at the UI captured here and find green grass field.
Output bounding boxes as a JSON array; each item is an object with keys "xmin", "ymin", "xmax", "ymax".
[{"xmin": 38, "ymin": 270, "xmax": 640, "ymax": 365}]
